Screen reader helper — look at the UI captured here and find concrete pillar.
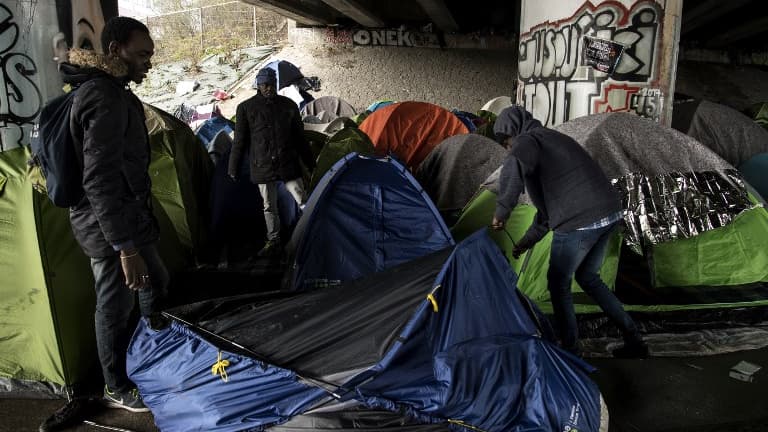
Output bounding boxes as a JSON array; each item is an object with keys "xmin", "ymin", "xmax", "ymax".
[
  {"xmin": 0, "ymin": 1, "xmax": 62, "ymax": 150},
  {"xmin": 0, "ymin": 0, "xmax": 115, "ymax": 151},
  {"xmin": 517, "ymin": 0, "xmax": 682, "ymax": 127}
]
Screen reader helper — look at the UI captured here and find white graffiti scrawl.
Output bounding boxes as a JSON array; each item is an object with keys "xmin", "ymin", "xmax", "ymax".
[
  {"xmin": 0, "ymin": 3, "xmax": 42, "ymax": 150},
  {"xmin": 518, "ymin": 0, "xmax": 662, "ymax": 126}
]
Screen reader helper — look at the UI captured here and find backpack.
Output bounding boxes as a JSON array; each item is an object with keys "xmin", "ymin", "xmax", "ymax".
[{"xmin": 29, "ymin": 90, "xmax": 84, "ymax": 207}]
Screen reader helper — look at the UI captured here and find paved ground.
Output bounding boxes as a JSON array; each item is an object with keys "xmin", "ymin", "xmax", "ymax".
[{"xmin": 2, "ymin": 342, "xmax": 767, "ymax": 432}]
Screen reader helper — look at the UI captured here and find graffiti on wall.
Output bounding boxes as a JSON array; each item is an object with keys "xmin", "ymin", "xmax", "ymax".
[
  {"xmin": 352, "ymin": 29, "xmax": 440, "ymax": 47},
  {"xmin": 518, "ymin": 0, "xmax": 663, "ymax": 126},
  {"xmin": 0, "ymin": 3, "xmax": 42, "ymax": 150}
]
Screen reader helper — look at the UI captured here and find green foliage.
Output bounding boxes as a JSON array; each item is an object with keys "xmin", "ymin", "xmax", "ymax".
[{"xmin": 146, "ymin": 0, "xmax": 287, "ymax": 67}]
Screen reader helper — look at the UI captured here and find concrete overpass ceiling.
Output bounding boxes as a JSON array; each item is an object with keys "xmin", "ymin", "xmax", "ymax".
[
  {"xmin": 240, "ymin": 0, "xmax": 333, "ymax": 26},
  {"xmin": 247, "ymin": 0, "xmax": 518, "ymax": 34},
  {"xmin": 680, "ymin": 0, "xmax": 768, "ymax": 50},
  {"xmin": 414, "ymin": 0, "xmax": 459, "ymax": 32},
  {"xmin": 318, "ymin": 0, "xmax": 385, "ymax": 27},
  {"xmin": 244, "ymin": 0, "xmax": 765, "ymax": 52}
]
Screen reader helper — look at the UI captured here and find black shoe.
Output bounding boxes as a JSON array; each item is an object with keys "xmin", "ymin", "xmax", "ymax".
[
  {"xmin": 39, "ymin": 398, "xmax": 87, "ymax": 432},
  {"xmin": 102, "ymin": 386, "xmax": 150, "ymax": 413},
  {"xmin": 612, "ymin": 341, "xmax": 649, "ymax": 359}
]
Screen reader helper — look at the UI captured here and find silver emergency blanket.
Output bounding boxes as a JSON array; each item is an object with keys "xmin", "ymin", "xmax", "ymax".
[
  {"xmin": 554, "ymin": 113, "xmax": 755, "ymax": 251},
  {"xmin": 615, "ymin": 169, "xmax": 756, "ymax": 252},
  {"xmin": 478, "ymin": 113, "xmax": 758, "ymax": 251}
]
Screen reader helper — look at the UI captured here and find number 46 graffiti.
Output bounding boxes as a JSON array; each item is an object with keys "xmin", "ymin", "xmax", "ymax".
[{"xmin": 630, "ymin": 88, "xmax": 663, "ymax": 122}]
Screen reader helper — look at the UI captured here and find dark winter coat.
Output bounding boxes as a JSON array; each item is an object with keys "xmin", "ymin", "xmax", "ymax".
[
  {"xmin": 494, "ymin": 107, "xmax": 621, "ymax": 249},
  {"xmin": 228, "ymin": 93, "xmax": 314, "ymax": 183},
  {"xmin": 61, "ymin": 49, "xmax": 158, "ymax": 258}
]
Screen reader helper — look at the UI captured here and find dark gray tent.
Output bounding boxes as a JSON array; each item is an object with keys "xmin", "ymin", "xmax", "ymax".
[
  {"xmin": 415, "ymin": 134, "xmax": 507, "ymax": 221},
  {"xmin": 302, "ymin": 96, "xmax": 357, "ymax": 121},
  {"xmin": 672, "ymin": 99, "xmax": 768, "ymax": 166}
]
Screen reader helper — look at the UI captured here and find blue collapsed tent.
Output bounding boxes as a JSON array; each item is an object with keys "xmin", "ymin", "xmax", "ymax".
[
  {"xmin": 127, "ymin": 230, "xmax": 605, "ymax": 432},
  {"xmin": 195, "ymin": 116, "xmax": 234, "ymax": 151},
  {"xmin": 284, "ymin": 153, "xmax": 454, "ymax": 291}
]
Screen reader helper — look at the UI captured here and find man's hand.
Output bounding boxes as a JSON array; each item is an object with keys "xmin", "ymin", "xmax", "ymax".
[
  {"xmin": 512, "ymin": 245, "xmax": 527, "ymax": 260},
  {"xmin": 491, "ymin": 216, "xmax": 506, "ymax": 231},
  {"xmin": 228, "ymin": 174, "xmax": 237, "ymax": 182},
  {"xmin": 120, "ymin": 249, "xmax": 150, "ymax": 290}
]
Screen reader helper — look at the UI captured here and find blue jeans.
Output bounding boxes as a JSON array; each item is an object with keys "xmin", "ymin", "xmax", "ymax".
[
  {"xmin": 547, "ymin": 222, "xmax": 640, "ymax": 351},
  {"xmin": 91, "ymin": 244, "xmax": 168, "ymax": 392}
]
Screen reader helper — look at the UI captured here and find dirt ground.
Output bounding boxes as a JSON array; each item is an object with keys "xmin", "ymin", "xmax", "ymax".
[
  {"xmin": 219, "ymin": 43, "xmax": 518, "ymax": 118},
  {"xmin": 217, "ymin": 44, "xmax": 768, "ymax": 122}
]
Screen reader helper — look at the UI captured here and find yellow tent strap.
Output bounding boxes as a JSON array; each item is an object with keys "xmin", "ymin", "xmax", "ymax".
[
  {"xmin": 448, "ymin": 419, "xmax": 488, "ymax": 432},
  {"xmin": 426, "ymin": 293, "xmax": 438, "ymax": 312},
  {"xmin": 211, "ymin": 351, "xmax": 230, "ymax": 382},
  {"xmin": 426, "ymin": 284, "xmax": 442, "ymax": 312}
]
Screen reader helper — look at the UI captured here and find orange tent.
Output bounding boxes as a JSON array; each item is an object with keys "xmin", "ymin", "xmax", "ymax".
[{"xmin": 359, "ymin": 101, "xmax": 469, "ymax": 168}]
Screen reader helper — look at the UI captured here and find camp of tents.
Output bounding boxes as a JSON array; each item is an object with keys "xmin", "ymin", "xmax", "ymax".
[
  {"xmin": 0, "ymin": 105, "xmax": 212, "ymax": 397},
  {"xmin": 2, "ymin": 87, "xmax": 767, "ymax": 432}
]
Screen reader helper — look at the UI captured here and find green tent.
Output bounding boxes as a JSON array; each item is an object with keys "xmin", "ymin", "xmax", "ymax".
[
  {"xmin": 472, "ymin": 110, "xmax": 498, "ymax": 141},
  {"xmin": 453, "ymin": 113, "xmax": 768, "ymax": 315},
  {"xmin": 308, "ymin": 127, "xmax": 375, "ymax": 193},
  {"xmin": 145, "ymin": 105, "xmax": 213, "ymax": 269},
  {"xmin": 451, "ymin": 189, "xmax": 621, "ymax": 314},
  {"xmin": 0, "ymin": 146, "xmax": 96, "ymax": 396},
  {"xmin": 0, "ymin": 106, "xmax": 214, "ymax": 396}
]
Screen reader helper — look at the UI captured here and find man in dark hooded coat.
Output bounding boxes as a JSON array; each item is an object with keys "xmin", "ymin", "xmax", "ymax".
[
  {"xmin": 491, "ymin": 106, "xmax": 648, "ymax": 358},
  {"xmin": 228, "ymin": 67, "xmax": 315, "ymax": 257},
  {"xmin": 59, "ymin": 16, "xmax": 167, "ymax": 413}
]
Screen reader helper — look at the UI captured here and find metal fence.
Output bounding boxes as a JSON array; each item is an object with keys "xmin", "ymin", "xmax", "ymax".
[{"xmin": 144, "ymin": 1, "xmax": 287, "ymax": 65}]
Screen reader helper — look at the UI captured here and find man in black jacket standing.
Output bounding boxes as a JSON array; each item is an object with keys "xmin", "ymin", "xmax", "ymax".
[
  {"xmin": 61, "ymin": 17, "xmax": 167, "ymax": 412},
  {"xmin": 228, "ymin": 67, "xmax": 315, "ymax": 257},
  {"xmin": 491, "ymin": 106, "xmax": 647, "ymax": 359}
]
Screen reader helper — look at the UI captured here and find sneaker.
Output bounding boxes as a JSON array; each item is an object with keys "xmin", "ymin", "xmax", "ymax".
[
  {"xmin": 257, "ymin": 239, "xmax": 282, "ymax": 257},
  {"xmin": 102, "ymin": 386, "xmax": 150, "ymax": 413},
  {"xmin": 38, "ymin": 398, "xmax": 87, "ymax": 432},
  {"xmin": 612, "ymin": 341, "xmax": 649, "ymax": 359}
]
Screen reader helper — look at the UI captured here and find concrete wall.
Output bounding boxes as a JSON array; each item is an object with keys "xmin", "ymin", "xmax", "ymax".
[
  {"xmin": 518, "ymin": 0, "xmax": 681, "ymax": 127},
  {"xmin": 0, "ymin": 0, "xmax": 114, "ymax": 151},
  {"xmin": 0, "ymin": 2, "xmax": 62, "ymax": 151},
  {"xmin": 278, "ymin": 26, "xmax": 518, "ymax": 114}
]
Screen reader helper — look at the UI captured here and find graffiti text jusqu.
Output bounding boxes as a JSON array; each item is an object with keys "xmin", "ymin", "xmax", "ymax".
[{"xmin": 518, "ymin": 0, "xmax": 662, "ymax": 126}]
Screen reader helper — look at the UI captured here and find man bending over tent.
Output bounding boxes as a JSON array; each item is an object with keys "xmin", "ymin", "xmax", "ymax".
[
  {"xmin": 490, "ymin": 106, "xmax": 648, "ymax": 359},
  {"xmin": 228, "ymin": 67, "xmax": 315, "ymax": 257}
]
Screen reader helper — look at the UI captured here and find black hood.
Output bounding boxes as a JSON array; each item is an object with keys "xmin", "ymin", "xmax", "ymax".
[
  {"xmin": 493, "ymin": 106, "xmax": 543, "ymax": 143},
  {"xmin": 59, "ymin": 62, "xmax": 111, "ymax": 87}
]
